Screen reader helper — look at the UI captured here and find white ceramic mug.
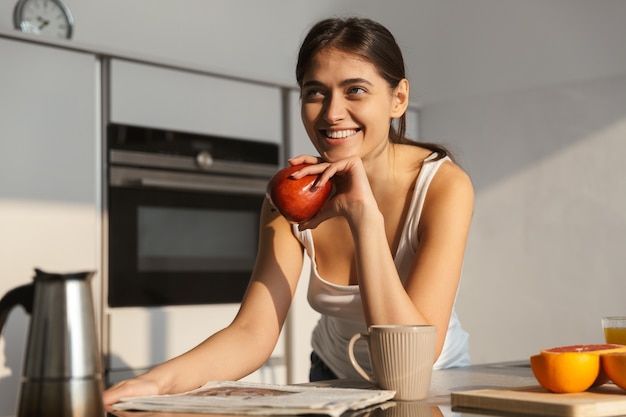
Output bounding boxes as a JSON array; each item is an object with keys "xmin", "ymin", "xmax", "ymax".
[{"xmin": 348, "ymin": 324, "xmax": 436, "ymax": 401}]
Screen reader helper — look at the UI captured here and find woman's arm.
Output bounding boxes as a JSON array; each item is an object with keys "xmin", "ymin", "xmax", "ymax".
[
  {"xmin": 103, "ymin": 200, "xmax": 304, "ymax": 405},
  {"xmin": 295, "ymin": 156, "xmax": 474, "ymax": 360},
  {"xmin": 355, "ymin": 160, "xmax": 474, "ymax": 358}
]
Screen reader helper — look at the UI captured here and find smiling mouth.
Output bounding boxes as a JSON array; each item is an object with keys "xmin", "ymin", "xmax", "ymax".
[{"xmin": 322, "ymin": 129, "xmax": 360, "ymax": 139}]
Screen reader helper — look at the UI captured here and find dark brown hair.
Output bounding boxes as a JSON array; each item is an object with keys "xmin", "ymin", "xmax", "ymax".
[{"xmin": 296, "ymin": 17, "xmax": 451, "ymax": 161}]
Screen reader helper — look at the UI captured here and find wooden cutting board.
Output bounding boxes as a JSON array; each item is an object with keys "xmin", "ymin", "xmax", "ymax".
[{"xmin": 451, "ymin": 384, "xmax": 626, "ymax": 417}]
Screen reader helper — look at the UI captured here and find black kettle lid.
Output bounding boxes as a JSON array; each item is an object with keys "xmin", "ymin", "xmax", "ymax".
[{"xmin": 33, "ymin": 268, "xmax": 95, "ymax": 281}]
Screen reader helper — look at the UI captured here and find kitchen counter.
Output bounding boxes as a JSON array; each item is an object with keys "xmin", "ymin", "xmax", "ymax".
[{"xmin": 107, "ymin": 360, "xmax": 539, "ymax": 417}]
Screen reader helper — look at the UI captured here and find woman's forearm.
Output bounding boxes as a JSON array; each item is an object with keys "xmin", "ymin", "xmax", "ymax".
[
  {"xmin": 139, "ymin": 323, "xmax": 278, "ymax": 395},
  {"xmin": 348, "ymin": 206, "xmax": 425, "ymax": 326}
]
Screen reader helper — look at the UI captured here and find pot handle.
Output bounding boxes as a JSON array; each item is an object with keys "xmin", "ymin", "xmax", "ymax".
[{"xmin": 0, "ymin": 284, "xmax": 34, "ymax": 336}]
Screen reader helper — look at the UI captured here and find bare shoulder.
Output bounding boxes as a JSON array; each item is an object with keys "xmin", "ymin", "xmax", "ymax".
[
  {"xmin": 395, "ymin": 145, "xmax": 473, "ymax": 201},
  {"xmin": 433, "ymin": 158, "xmax": 473, "ymax": 190},
  {"xmin": 425, "ymin": 158, "xmax": 474, "ymax": 212}
]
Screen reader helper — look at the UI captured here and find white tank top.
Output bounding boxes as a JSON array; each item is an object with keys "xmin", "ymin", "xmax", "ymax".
[{"xmin": 292, "ymin": 155, "xmax": 470, "ymax": 379}]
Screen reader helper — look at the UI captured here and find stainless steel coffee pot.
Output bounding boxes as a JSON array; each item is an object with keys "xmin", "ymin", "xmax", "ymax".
[{"xmin": 0, "ymin": 269, "xmax": 104, "ymax": 417}]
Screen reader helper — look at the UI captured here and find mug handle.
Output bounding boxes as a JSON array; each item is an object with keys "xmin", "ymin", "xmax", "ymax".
[{"xmin": 348, "ymin": 332, "xmax": 376, "ymax": 384}]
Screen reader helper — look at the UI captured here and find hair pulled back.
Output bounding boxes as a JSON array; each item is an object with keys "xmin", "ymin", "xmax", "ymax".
[{"xmin": 296, "ymin": 17, "xmax": 450, "ymax": 160}]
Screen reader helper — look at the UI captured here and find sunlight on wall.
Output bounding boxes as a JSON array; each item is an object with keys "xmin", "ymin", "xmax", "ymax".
[
  {"xmin": 0, "ymin": 199, "xmax": 99, "ymax": 274},
  {"xmin": 459, "ymin": 117, "xmax": 626, "ymax": 363},
  {"xmin": 0, "ymin": 198, "xmax": 99, "ymax": 380}
]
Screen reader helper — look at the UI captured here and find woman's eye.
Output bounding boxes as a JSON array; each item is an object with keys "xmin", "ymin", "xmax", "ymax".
[
  {"xmin": 303, "ymin": 89, "xmax": 324, "ymax": 99},
  {"xmin": 347, "ymin": 86, "xmax": 366, "ymax": 95}
]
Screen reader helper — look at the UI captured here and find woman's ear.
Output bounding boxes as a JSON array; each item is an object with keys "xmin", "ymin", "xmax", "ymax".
[{"xmin": 390, "ymin": 78, "xmax": 409, "ymax": 118}]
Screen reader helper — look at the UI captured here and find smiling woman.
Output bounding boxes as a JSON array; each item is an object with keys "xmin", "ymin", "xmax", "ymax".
[
  {"xmin": 296, "ymin": 17, "xmax": 451, "ymax": 163},
  {"xmin": 298, "ymin": 48, "xmax": 407, "ymax": 163},
  {"xmin": 103, "ymin": 16, "xmax": 474, "ymax": 406}
]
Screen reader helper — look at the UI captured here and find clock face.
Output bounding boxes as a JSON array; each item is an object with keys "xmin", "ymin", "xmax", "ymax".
[{"xmin": 14, "ymin": 0, "xmax": 73, "ymax": 39}]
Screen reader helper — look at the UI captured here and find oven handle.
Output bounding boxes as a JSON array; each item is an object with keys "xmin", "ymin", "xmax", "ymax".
[
  {"xmin": 139, "ymin": 177, "xmax": 266, "ymax": 195},
  {"xmin": 110, "ymin": 149, "xmax": 278, "ymax": 178},
  {"xmin": 110, "ymin": 167, "xmax": 268, "ymax": 195}
]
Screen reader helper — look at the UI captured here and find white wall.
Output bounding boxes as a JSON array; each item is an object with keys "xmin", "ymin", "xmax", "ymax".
[
  {"xmin": 1, "ymin": 0, "xmax": 626, "ymax": 379},
  {"xmin": 424, "ymin": 74, "xmax": 626, "ymax": 363}
]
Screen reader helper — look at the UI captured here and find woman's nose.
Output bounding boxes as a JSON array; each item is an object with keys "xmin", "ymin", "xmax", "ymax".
[{"xmin": 323, "ymin": 95, "xmax": 346, "ymax": 124}]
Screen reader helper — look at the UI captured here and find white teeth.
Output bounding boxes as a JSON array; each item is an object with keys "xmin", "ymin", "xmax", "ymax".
[{"xmin": 325, "ymin": 129, "xmax": 357, "ymax": 139}]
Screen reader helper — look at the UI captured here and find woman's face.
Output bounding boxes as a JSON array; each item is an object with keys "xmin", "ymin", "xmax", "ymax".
[{"xmin": 300, "ymin": 48, "xmax": 407, "ymax": 162}]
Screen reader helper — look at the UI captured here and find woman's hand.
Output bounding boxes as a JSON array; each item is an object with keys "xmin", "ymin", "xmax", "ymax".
[
  {"xmin": 287, "ymin": 155, "xmax": 377, "ymax": 230},
  {"xmin": 103, "ymin": 376, "xmax": 160, "ymax": 407}
]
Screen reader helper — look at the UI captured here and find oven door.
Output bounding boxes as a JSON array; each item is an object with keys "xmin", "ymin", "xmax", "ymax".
[{"xmin": 108, "ymin": 166, "xmax": 268, "ymax": 307}]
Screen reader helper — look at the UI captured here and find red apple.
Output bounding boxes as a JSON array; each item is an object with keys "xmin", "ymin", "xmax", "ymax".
[{"xmin": 266, "ymin": 163, "xmax": 332, "ymax": 223}]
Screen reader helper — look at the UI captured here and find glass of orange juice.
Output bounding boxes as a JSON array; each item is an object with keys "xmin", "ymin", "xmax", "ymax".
[{"xmin": 602, "ymin": 317, "xmax": 626, "ymax": 345}]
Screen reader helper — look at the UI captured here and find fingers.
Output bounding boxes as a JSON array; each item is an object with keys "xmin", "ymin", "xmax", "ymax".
[
  {"xmin": 298, "ymin": 203, "xmax": 333, "ymax": 231},
  {"xmin": 284, "ymin": 156, "xmax": 371, "ymax": 230},
  {"xmin": 102, "ymin": 378, "xmax": 158, "ymax": 406},
  {"xmin": 103, "ymin": 384, "xmax": 130, "ymax": 406},
  {"xmin": 287, "ymin": 154, "xmax": 321, "ymax": 166},
  {"xmin": 286, "ymin": 158, "xmax": 334, "ymax": 188}
]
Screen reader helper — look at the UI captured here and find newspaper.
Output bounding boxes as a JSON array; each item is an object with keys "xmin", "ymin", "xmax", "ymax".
[{"xmin": 113, "ymin": 380, "xmax": 396, "ymax": 417}]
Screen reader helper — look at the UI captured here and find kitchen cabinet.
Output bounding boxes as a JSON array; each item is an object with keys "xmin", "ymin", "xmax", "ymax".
[
  {"xmin": 0, "ymin": 36, "xmax": 101, "ymax": 416},
  {"xmin": 109, "ymin": 59, "xmax": 282, "ymax": 144}
]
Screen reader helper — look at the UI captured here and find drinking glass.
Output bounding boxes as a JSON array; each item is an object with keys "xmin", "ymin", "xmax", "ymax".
[{"xmin": 602, "ymin": 317, "xmax": 626, "ymax": 345}]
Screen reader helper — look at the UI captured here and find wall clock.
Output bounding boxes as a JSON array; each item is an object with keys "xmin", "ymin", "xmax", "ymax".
[{"xmin": 13, "ymin": 0, "xmax": 74, "ymax": 39}]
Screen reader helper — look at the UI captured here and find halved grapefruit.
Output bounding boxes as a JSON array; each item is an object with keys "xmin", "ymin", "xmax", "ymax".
[
  {"xmin": 541, "ymin": 344, "xmax": 626, "ymax": 354},
  {"xmin": 537, "ymin": 344, "xmax": 626, "ymax": 388},
  {"xmin": 530, "ymin": 352, "xmax": 600, "ymax": 393},
  {"xmin": 601, "ymin": 352, "xmax": 626, "ymax": 391}
]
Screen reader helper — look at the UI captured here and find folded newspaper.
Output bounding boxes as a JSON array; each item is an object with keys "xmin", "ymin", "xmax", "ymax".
[{"xmin": 113, "ymin": 380, "xmax": 396, "ymax": 416}]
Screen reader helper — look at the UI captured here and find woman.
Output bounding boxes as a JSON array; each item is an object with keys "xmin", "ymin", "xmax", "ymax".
[{"xmin": 103, "ymin": 16, "xmax": 473, "ymax": 405}]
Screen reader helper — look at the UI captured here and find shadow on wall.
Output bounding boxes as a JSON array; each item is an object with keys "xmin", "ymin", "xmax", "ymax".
[
  {"xmin": 432, "ymin": 72, "xmax": 626, "ymax": 364},
  {"xmin": 0, "ymin": 309, "xmax": 28, "ymax": 416},
  {"xmin": 422, "ymin": 73, "xmax": 626, "ymax": 194}
]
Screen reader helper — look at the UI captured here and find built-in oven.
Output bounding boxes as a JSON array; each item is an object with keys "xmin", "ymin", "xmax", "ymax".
[{"xmin": 107, "ymin": 123, "xmax": 280, "ymax": 307}]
